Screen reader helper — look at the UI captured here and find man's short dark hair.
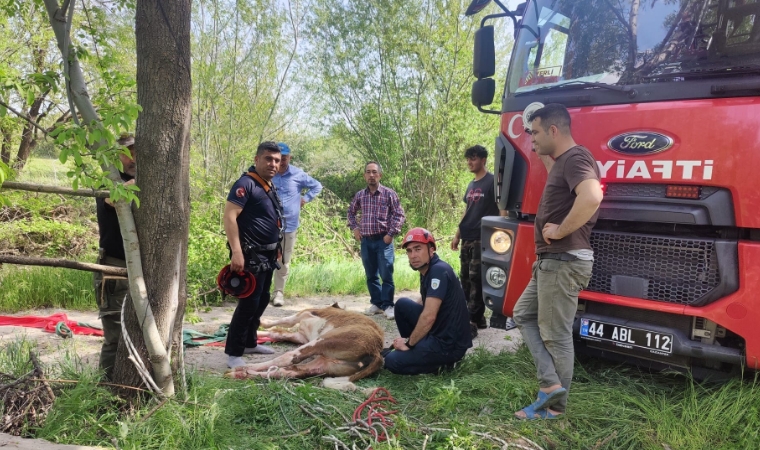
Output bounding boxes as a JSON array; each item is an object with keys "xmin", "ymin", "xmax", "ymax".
[
  {"xmin": 464, "ymin": 145, "xmax": 488, "ymax": 159},
  {"xmin": 529, "ymin": 103, "xmax": 571, "ymax": 134},
  {"xmin": 365, "ymin": 161, "xmax": 383, "ymax": 174},
  {"xmin": 257, "ymin": 141, "xmax": 281, "ymax": 155}
]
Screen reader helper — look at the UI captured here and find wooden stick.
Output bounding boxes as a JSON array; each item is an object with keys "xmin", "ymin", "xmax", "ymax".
[
  {"xmin": 1, "ymin": 181, "xmax": 110, "ymax": 198},
  {"xmin": 0, "ymin": 255, "xmax": 128, "ymax": 276},
  {"xmin": 29, "ymin": 352, "xmax": 56, "ymax": 401}
]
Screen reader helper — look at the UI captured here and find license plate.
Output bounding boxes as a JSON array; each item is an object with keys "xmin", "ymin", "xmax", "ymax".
[{"xmin": 579, "ymin": 318, "xmax": 673, "ymax": 355}]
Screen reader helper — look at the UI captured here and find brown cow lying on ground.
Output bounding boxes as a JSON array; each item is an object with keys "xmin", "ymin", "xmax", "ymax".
[{"xmin": 225, "ymin": 303, "xmax": 384, "ymax": 386}]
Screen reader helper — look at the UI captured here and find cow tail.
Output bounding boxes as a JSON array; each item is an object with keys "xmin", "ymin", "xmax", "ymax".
[{"xmin": 348, "ymin": 352, "xmax": 384, "ymax": 382}]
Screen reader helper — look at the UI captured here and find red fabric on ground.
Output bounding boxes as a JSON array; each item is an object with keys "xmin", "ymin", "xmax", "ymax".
[{"xmin": 0, "ymin": 313, "xmax": 104, "ymax": 337}]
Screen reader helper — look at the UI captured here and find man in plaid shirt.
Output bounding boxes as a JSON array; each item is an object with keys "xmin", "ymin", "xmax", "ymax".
[{"xmin": 348, "ymin": 162, "xmax": 406, "ymax": 319}]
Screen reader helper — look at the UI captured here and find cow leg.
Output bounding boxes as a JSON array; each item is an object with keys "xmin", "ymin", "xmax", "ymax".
[
  {"xmin": 259, "ymin": 312, "xmax": 310, "ymax": 329},
  {"xmin": 233, "ymin": 356, "xmax": 367, "ymax": 380},
  {"xmin": 257, "ymin": 329, "xmax": 309, "ymax": 345},
  {"xmin": 226, "ymin": 339, "xmax": 322, "ymax": 378},
  {"xmin": 240, "ymin": 355, "xmax": 334, "ymax": 379}
]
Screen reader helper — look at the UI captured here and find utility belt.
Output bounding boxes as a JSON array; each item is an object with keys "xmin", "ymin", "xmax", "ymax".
[
  {"xmin": 537, "ymin": 252, "xmax": 578, "ymax": 262},
  {"xmin": 229, "ymin": 242, "xmax": 281, "ymax": 273},
  {"xmin": 97, "ymin": 248, "xmax": 127, "ymax": 268}
]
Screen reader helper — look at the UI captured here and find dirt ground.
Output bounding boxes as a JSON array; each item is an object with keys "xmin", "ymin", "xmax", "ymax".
[
  {"xmin": 0, "ymin": 291, "xmax": 522, "ymax": 374},
  {"xmin": 0, "ymin": 292, "xmax": 522, "ymax": 449}
]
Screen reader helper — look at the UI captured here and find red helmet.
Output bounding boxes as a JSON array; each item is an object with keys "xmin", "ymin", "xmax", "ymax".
[
  {"xmin": 216, "ymin": 265, "xmax": 257, "ymax": 298},
  {"xmin": 402, "ymin": 227, "xmax": 436, "ymax": 250}
]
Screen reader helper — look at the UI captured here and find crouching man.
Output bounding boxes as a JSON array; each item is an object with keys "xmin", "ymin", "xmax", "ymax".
[{"xmin": 384, "ymin": 228, "xmax": 472, "ymax": 375}]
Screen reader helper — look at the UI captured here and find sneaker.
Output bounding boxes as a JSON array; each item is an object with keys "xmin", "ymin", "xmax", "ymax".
[
  {"xmin": 365, "ymin": 305, "xmax": 384, "ymax": 315},
  {"xmin": 384, "ymin": 307, "xmax": 395, "ymax": 320},
  {"xmin": 272, "ymin": 292, "xmax": 284, "ymax": 307},
  {"xmin": 244, "ymin": 345, "xmax": 276, "ymax": 355},
  {"xmin": 227, "ymin": 356, "xmax": 246, "ymax": 369}
]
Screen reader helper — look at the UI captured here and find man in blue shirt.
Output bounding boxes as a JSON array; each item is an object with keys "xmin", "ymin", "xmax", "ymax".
[
  {"xmin": 270, "ymin": 142, "xmax": 323, "ymax": 306},
  {"xmin": 384, "ymin": 228, "xmax": 473, "ymax": 375}
]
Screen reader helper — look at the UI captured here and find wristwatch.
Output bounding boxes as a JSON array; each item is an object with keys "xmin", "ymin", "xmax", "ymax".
[{"xmin": 404, "ymin": 338, "xmax": 415, "ymax": 349}]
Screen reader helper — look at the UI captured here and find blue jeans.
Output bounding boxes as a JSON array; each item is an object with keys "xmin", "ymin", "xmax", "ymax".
[
  {"xmin": 384, "ymin": 298, "xmax": 468, "ymax": 375},
  {"xmin": 360, "ymin": 237, "xmax": 395, "ymax": 310}
]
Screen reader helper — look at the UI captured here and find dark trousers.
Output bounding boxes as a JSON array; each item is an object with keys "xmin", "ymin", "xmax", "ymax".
[
  {"xmin": 384, "ymin": 298, "xmax": 467, "ymax": 375},
  {"xmin": 225, "ymin": 269, "xmax": 274, "ymax": 357},
  {"xmin": 360, "ymin": 237, "xmax": 395, "ymax": 310},
  {"xmin": 460, "ymin": 240, "xmax": 484, "ymax": 323},
  {"xmin": 93, "ymin": 255, "xmax": 128, "ymax": 379}
]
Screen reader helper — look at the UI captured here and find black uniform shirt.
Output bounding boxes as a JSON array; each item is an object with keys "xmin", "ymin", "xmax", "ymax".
[
  {"xmin": 420, "ymin": 254, "xmax": 473, "ymax": 352},
  {"xmin": 95, "ymin": 172, "xmax": 134, "ymax": 261},
  {"xmin": 226, "ymin": 166, "xmax": 280, "ymax": 251}
]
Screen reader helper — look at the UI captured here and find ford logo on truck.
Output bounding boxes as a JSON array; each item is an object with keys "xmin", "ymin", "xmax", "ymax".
[{"xmin": 607, "ymin": 132, "xmax": 674, "ymax": 155}]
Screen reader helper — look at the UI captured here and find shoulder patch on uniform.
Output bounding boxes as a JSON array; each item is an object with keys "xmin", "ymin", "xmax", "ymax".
[
  {"xmin": 431, "ymin": 278, "xmax": 440, "ymax": 289},
  {"xmin": 235, "ymin": 187, "xmax": 246, "ymax": 198}
]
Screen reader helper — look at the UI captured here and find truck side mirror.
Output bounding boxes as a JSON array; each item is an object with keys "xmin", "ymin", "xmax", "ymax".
[
  {"xmin": 514, "ymin": 2, "xmax": 527, "ymax": 16},
  {"xmin": 473, "ymin": 26, "xmax": 495, "ymax": 79},
  {"xmin": 471, "ymin": 78, "xmax": 495, "ymax": 107}
]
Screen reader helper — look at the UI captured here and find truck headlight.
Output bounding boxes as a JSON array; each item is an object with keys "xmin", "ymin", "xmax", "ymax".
[
  {"xmin": 486, "ymin": 266, "xmax": 507, "ymax": 288},
  {"xmin": 490, "ymin": 230, "xmax": 512, "ymax": 254}
]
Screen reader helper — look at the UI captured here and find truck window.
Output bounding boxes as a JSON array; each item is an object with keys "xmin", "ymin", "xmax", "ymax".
[{"xmin": 506, "ymin": 0, "xmax": 760, "ymax": 96}]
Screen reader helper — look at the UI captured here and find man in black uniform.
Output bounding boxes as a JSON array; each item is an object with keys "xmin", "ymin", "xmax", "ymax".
[
  {"xmin": 94, "ymin": 133, "xmax": 136, "ymax": 379},
  {"xmin": 224, "ymin": 141, "xmax": 284, "ymax": 369},
  {"xmin": 450, "ymin": 145, "xmax": 503, "ymax": 332},
  {"xmin": 384, "ymin": 228, "xmax": 472, "ymax": 375}
]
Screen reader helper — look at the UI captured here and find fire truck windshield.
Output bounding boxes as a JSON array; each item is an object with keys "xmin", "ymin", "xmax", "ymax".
[{"xmin": 507, "ymin": 0, "xmax": 760, "ymax": 96}]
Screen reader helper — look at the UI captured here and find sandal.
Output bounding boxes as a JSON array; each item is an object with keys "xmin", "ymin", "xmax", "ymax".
[
  {"xmin": 532, "ymin": 387, "xmax": 567, "ymax": 410},
  {"xmin": 515, "ymin": 403, "xmax": 540, "ymax": 420}
]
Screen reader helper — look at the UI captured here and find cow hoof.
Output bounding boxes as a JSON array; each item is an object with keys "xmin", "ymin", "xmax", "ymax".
[{"xmin": 322, "ymin": 377, "xmax": 357, "ymax": 391}]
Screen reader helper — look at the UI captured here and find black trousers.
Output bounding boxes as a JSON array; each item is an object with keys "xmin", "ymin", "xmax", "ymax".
[
  {"xmin": 383, "ymin": 298, "xmax": 468, "ymax": 375},
  {"xmin": 224, "ymin": 269, "xmax": 274, "ymax": 357}
]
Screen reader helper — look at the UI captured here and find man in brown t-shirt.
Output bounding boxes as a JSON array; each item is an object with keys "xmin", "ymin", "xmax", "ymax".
[{"xmin": 512, "ymin": 103, "xmax": 603, "ymax": 420}]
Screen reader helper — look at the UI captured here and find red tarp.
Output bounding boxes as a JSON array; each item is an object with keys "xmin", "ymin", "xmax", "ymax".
[{"xmin": 0, "ymin": 312, "xmax": 104, "ymax": 337}]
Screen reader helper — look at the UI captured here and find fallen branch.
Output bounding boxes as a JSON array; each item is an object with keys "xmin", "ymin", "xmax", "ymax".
[
  {"xmin": 1, "ymin": 181, "xmax": 109, "ymax": 198},
  {"xmin": 0, "ymin": 353, "xmax": 57, "ymax": 435},
  {"xmin": 0, "ymin": 255, "xmax": 128, "ymax": 276}
]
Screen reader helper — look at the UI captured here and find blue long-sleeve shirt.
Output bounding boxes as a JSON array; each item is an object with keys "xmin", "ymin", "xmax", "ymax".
[{"xmin": 272, "ymin": 164, "xmax": 323, "ymax": 233}]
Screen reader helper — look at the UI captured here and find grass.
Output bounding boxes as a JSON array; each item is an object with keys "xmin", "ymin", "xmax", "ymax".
[
  {"xmin": 284, "ymin": 247, "xmax": 461, "ymax": 297},
  {"xmin": 15, "ymin": 157, "xmax": 73, "ymax": 186},
  {"xmin": 0, "ymin": 265, "xmax": 95, "ymax": 312},
  {"xmin": 2, "ymin": 340, "xmax": 758, "ymax": 449}
]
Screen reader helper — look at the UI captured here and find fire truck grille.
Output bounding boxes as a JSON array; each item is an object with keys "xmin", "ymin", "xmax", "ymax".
[{"xmin": 588, "ymin": 231, "xmax": 722, "ymax": 305}]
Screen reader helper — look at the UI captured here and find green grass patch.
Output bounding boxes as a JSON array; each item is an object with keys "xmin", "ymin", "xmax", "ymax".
[
  {"xmin": 2, "ymin": 344, "xmax": 756, "ymax": 449},
  {"xmin": 15, "ymin": 157, "xmax": 73, "ymax": 186},
  {"xmin": 0, "ymin": 265, "xmax": 95, "ymax": 312}
]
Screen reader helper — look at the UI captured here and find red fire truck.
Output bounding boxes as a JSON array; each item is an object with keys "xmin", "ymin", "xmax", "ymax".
[{"xmin": 467, "ymin": 0, "xmax": 760, "ymax": 375}]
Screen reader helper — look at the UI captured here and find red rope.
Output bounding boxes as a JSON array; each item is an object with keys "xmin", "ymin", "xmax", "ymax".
[{"xmin": 352, "ymin": 387, "xmax": 398, "ymax": 442}]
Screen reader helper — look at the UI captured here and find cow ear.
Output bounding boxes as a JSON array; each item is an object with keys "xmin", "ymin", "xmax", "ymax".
[{"xmin": 330, "ymin": 302, "xmax": 343, "ymax": 309}]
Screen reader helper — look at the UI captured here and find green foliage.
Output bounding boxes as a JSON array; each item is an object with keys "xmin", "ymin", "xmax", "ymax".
[
  {"xmin": 307, "ymin": 0, "xmax": 498, "ymax": 231},
  {"xmin": 0, "ymin": 159, "xmax": 10, "ymax": 206},
  {"xmin": 0, "ymin": 216, "xmax": 93, "ymax": 256}
]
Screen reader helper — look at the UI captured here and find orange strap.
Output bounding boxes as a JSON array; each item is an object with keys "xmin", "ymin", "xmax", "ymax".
[
  {"xmin": 247, "ymin": 171, "xmax": 272, "ymax": 192},
  {"xmin": 246, "ymin": 171, "xmax": 282, "ymax": 229}
]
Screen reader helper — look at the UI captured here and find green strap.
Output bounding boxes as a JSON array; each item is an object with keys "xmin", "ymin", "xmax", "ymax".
[
  {"xmin": 182, "ymin": 324, "xmax": 230, "ymax": 348},
  {"xmin": 55, "ymin": 322, "xmax": 73, "ymax": 339}
]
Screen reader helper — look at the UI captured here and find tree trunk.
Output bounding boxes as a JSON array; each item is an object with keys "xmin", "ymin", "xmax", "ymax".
[
  {"xmin": 43, "ymin": 0, "xmax": 175, "ymax": 396},
  {"xmin": 0, "ymin": 124, "xmax": 11, "ymax": 165},
  {"xmin": 113, "ymin": 0, "xmax": 192, "ymax": 393}
]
